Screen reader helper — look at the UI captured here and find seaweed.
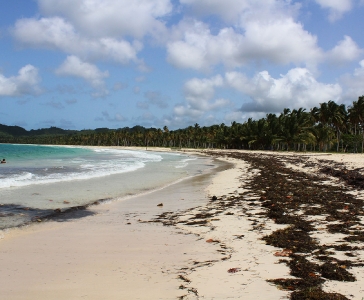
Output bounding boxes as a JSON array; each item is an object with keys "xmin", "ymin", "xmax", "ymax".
[
  {"xmin": 320, "ymin": 262, "xmax": 355, "ymax": 282},
  {"xmin": 205, "ymin": 151, "xmax": 363, "ymax": 299},
  {"xmin": 320, "ymin": 166, "xmax": 364, "ymax": 189},
  {"xmin": 291, "ymin": 288, "xmax": 349, "ymax": 300},
  {"xmin": 263, "ymin": 227, "xmax": 318, "ymax": 253}
]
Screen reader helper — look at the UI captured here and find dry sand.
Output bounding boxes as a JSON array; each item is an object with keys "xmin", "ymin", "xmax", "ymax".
[
  {"xmin": 0, "ymin": 169, "xmax": 219, "ymax": 300},
  {"xmin": 1, "ymin": 149, "xmax": 364, "ymax": 299}
]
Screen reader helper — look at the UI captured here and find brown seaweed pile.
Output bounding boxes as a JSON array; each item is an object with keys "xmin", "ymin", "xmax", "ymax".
[
  {"xmin": 320, "ymin": 166, "xmax": 364, "ymax": 189},
  {"xmin": 204, "ymin": 151, "xmax": 364, "ymax": 300}
]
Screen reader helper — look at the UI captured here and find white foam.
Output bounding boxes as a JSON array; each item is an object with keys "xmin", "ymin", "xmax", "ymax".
[
  {"xmin": 175, "ymin": 157, "xmax": 197, "ymax": 168},
  {"xmin": 0, "ymin": 161, "xmax": 145, "ymax": 189},
  {"xmin": 0, "ymin": 149, "xmax": 165, "ymax": 189},
  {"xmin": 0, "ymin": 172, "xmax": 34, "ymax": 188}
]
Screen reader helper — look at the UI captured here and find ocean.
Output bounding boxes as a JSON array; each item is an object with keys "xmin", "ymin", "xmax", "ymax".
[{"xmin": 0, "ymin": 144, "xmax": 216, "ymax": 230}]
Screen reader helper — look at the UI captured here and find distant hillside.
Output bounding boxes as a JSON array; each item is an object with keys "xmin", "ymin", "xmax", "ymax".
[
  {"xmin": 29, "ymin": 127, "xmax": 76, "ymax": 136},
  {"xmin": 0, "ymin": 124, "xmax": 28, "ymax": 137},
  {"xmin": 0, "ymin": 124, "xmax": 75, "ymax": 137}
]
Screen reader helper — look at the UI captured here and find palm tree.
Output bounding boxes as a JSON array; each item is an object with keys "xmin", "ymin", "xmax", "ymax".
[
  {"xmin": 328, "ymin": 101, "xmax": 347, "ymax": 152},
  {"xmin": 348, "ymin": 96, "xmax": 364, "ymax": 152},
  {"xmin": 311, "ymin": 101, "xmax": 346, "ymax": 152},
  {"xmin": 307, "ymin": 124, "xmax": 335, "ymax": 151}
]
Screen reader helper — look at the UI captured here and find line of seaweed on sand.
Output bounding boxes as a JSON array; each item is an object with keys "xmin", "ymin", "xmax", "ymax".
[
  {"xmin": 140, "ymin": 151, "xmax": 363, "ymax": 299},
  {"xmin": 208, "ymin": 151, "xmax": 364, "ymax": 300}
]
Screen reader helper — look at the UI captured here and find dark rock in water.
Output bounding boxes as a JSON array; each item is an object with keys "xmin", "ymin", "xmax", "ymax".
[
  {"xmin": 157, "ymin": 203, "xmax": 163, "ymax": 207},
  {"xmin": 211, "ymin": 196, "xmax": 217, "ymax": 201}
]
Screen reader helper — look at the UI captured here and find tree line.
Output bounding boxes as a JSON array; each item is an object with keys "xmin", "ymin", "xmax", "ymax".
[{"xmin": 1, "ymin": 96, "xmax": 364, "ymax": 152}]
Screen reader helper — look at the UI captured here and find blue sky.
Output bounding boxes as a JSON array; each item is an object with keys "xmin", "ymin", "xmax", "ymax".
[{"xmin": 1, "ymin": 0, "xmax": 364, "ymax": 130}]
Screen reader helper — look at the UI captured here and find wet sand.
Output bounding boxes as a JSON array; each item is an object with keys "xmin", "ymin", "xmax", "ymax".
[{"xmin": 1, "ymin": 149, "xmax": 364, "ymax": 299}]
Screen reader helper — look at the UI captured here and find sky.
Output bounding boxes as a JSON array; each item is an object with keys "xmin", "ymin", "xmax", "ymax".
[{"xmin": 1, "ymin": 0, "xmax": 364, "ymax": 130}]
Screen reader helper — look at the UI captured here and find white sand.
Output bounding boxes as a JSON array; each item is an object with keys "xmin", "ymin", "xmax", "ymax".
[
  {"xmin": 0, "ymin": 171, "xmax": 215, "ymax": 300},
  {"xmin": 1, "ymin": 148, "xmax": 364, "ymax": 299},
  {"xmin": 225, "ymin": 150, "xmax": 364, "ymax": 299}
]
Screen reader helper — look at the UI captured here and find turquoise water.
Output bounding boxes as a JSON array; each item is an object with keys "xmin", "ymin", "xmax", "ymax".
[
  {"xmin": 0, "ymin": 144, "xmax": 216, "ymax": 229},
  {"xmin": 0, "ymin": 144, "xmax": 92, "ymax": 161},
  {"xmin": 0, "ymin": 144, "xmax": 163, "ymax": 189}
]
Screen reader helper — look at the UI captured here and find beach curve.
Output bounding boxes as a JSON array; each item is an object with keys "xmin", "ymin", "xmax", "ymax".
[{"xmin": 1, "ymin": 148, "xmax": 364, "ymax": 299}]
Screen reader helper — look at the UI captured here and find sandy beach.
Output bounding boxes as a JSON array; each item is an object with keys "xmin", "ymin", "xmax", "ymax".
[{"xmin": 1, "ymin": 149, "xmax": 364, "ymax": 299}]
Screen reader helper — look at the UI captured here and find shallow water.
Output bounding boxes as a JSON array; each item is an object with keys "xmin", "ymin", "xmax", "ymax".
[{"xmin": 0, "ymin": 144, "xmax": 216, "ymax": 229}]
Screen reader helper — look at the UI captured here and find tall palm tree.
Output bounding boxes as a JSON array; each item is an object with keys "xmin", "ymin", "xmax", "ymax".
[
  {"xmin": 328, "ymin": 101, "xmax": 347, "ymax": 152},
  {"xmin": 307, "ymin": 124, "xmax": 334, "ymax": 152},
  {"xmin": 311, "ymin": 101, "xmax": 346, "ymax": 152},
  {"xmin": 348, "ymin": 96, "xmax": 364, "ymax": 152}
]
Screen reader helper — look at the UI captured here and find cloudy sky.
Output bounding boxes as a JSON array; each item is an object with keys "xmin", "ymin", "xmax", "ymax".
[{"xmin": 1, "ymin": 0, "xmax": 364, "ymax": 130}]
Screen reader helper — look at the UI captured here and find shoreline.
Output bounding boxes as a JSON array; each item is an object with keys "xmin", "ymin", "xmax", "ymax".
[
  {"xmin": 1, "ymin": 149, "xmax": 364, "ymax": 299},
  {"xmin": 0, "ymin": 150, "xmax": 232, "ymax": 299},
  {"xmin": 0, "ymin": 146, "xmax": 216, "ymax": 231}
]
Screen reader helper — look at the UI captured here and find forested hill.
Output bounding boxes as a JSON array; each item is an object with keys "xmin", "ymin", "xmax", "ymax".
[
  {"xmin": 0, "ymin": 124, "xmax": 76, "ymax": 137},
  {"xmin": 0, "ymin": 124, "xmax": 150, "ymax": 138},
  {"xmin": 0, "ymin": 124, "xmax": 29, "ymax": 137},
  {"xmin": 0, "ymin": 124, "xmax": 152, "ymax": 145}
]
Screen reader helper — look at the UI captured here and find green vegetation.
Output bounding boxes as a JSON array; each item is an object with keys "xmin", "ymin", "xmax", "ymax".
[{"xmin": 1, "ymin": 96, "xmax": 364, "ymax": 152}]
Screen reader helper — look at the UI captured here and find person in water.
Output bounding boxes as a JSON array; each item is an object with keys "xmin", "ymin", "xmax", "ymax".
[{"xmin": 1, "ymin": 159, "xmax": 6, "ymax": 163}]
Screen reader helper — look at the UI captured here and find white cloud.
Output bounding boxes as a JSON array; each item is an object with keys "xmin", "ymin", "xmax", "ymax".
[
  {"xmin": 340, "ymin": 60, "xmax": 364, "ymax": 101},
  {"xmin": 13, "ymin": 17, "xmax": 75, "ymax": 50},
  {"xmin": 242, "ymin": 18, "xmax": 322, "ymax": 66},
  {"xmin": 314, "ymin": 0, "xmax": 353, "ymax": 21},
  {"xmin": 180, "ymin": 0, "xmax": 250, "ymax": 22},
  {"xmin": 226, "ymin": 68, "xmax": 342, "ymax": 112},
  {"xmin": 12, "ymin": 17, "xmax": 141, "ymax": 65},
  {"xmin": 180, "ymin": 0, "xmax": 300, "ymax": 24},
  {"xmin": 170, "ymin": 75, "xmax": 230, "ymax": 124},
  {"xmin": 224, "ymin": 110, "xmax": 266, "ymax": 124},
  {"xmin": 55, "ymin": 55, "xmax": 109, "ymax": 89},
  {"xmin": 328, "ymin": 36, "xmax": 363, "ymax": 64},
  {"xmin": 37, "ymin": 0, "xmax": 172, "ymax": 39},
  {"xmin": 224, "ymin": 111, "xmax": 244, "ymax": 123},
  {"xmin": 167, "ymin": 21, "xmax": 244, "ymax": 71},
  {"xmin": 167, "ymin": 17, "xmax": 322, "ymax": 71},
  {"xmin": 0, "ymin": 65, "xmax": 41, "ymax": 97},
  {"xmin": 183, "ymin": 75, "xmax": 227, "ymax": 111},
  {"xmin": 173, "ymin": 105, "xmax": 202, "ymax": 118}
]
